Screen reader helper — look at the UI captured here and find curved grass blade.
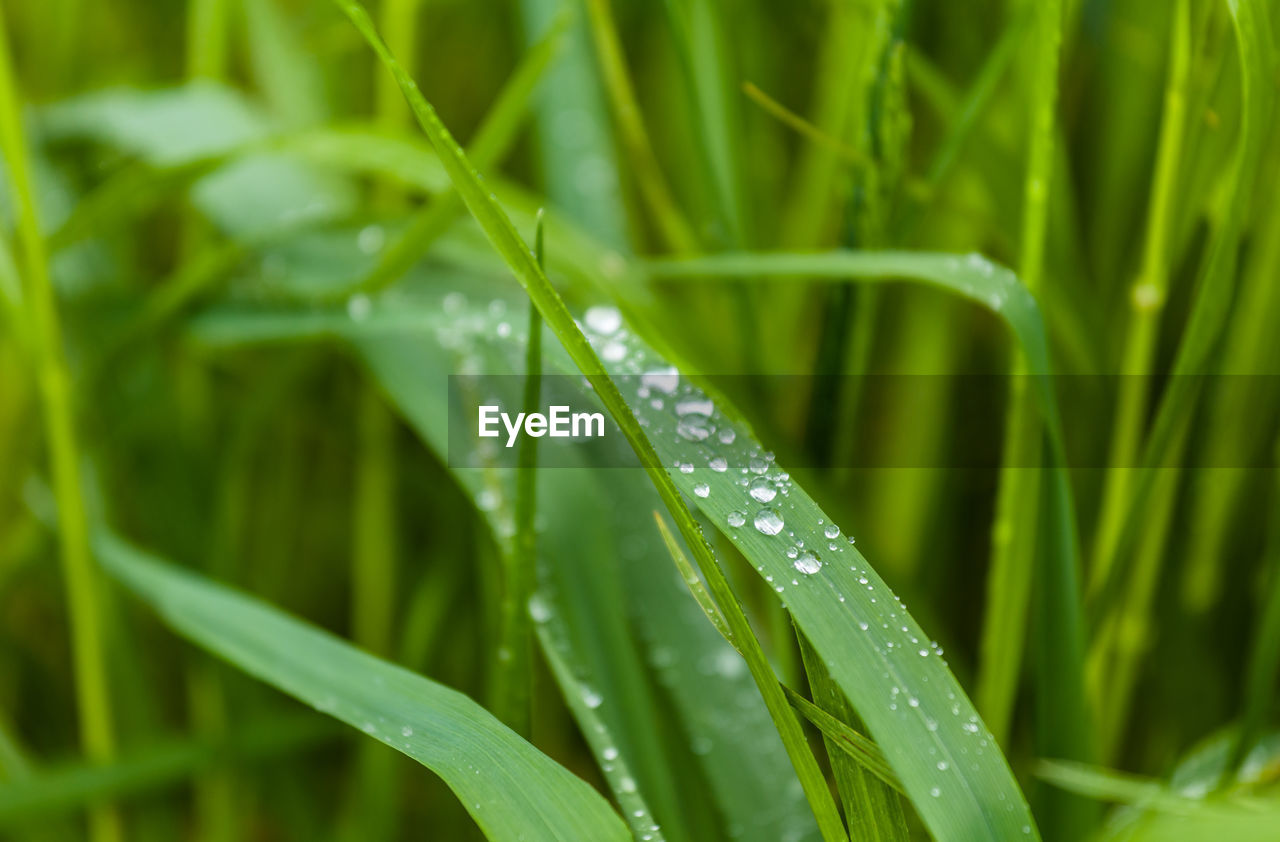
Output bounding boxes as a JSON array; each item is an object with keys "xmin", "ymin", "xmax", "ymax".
[
  {"xmin": 96, "ymin": 534, "xmax": 630, "ymax": 842},
  {"xmin": 646, "ymin": 250, "xmax": 1061, "ymax": 441}
]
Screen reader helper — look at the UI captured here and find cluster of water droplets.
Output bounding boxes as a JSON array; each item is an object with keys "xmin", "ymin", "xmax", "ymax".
[{"xmin": 576, "ymin": 304, "xmax": 1036, "ymax": 830}]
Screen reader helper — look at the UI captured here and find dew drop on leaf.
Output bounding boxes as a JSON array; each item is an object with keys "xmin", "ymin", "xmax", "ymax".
[
  {"xmin": 584, "ymin": 305, "xmax": 622, "ymax": 335},
  {"xmin": 753, "ymin": 508, "xmax": 784, "ymax": 535},
  {"xmin": 748, "ymin": 477, "xmax": 777, "ymax": 503},
  {"xmin": 793, "ymin": 550, "xmax": 821, "ymax": 575}
]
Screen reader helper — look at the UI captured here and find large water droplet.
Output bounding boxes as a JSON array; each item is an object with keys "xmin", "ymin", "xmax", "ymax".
[
  {"xmin": 675, "ymin": 398, "xmax": 714, "ymax": 417},
  {"xmin": 357, "ymin": 224, "xmax": 385, "ymax": 254},
  {"xmin": 528, "ymin": 594, "xmax": 552, "ymax": 623},
  {"xmin": 677, "ymin": 419, "xmax": 712, "ymax": 441},
  {"xmin": 754, "ymin": 509, "xmax": 784, "ymax": 535},
  {"xmin": 347, "ymin": 293, "xmax": 372, "ymax": 322},
  {"xmin": 641, "ymin": 367, "xmax": 679, "ymax": 395},
  {"xmin": 727, "ymin": 511, "xmax": 746, "ymax": 528},
  {"xmin": 823, "ymin": 524, "xmax": 840, "ymax": 540},
  {"xmin": 584, "ymin": 305, "xmax": 622, "ymax": 335},
  {"xmin": 748, "ymin": 477, "xmax": 776, "ymax": 503},
  {"xmin": 793, "ymin": 550, "xmax": 821, "ymax": 575},
  {"xmin": 693, "ymin": 482, "xmax": 710, "ymax": 498},
  {"xmin": 601, "ymin": 340, "xmax": 627, "ymax": 362}
]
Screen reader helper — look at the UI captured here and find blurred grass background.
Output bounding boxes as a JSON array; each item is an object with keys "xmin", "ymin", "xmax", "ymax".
[{"xmin": 1, "ymin": 0, "xmax": 1279, "ymax": 839}]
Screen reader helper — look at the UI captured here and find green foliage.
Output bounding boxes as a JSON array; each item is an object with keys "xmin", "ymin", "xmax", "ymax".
[{"xmin": 2, "ymin": 0, "xmax": 1280, "ymax": 840}]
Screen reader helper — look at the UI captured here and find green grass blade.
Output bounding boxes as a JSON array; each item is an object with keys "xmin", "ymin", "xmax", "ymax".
[
  {"xmin": 646, "ymin": 250, "xmax": 1056, "ymax": 407},
  {"xmin": 1089, "ymin": 0, "xmax": 1192, "ymax": 594},
  {"xmin": 782, "ymin": 687, "xmax": 901, "ymax": 796},
  {"xmin": 348, "ymin": 10, "xmax": 570, "ymax": 298},
  {"xmin": 582, "ymin": 0, "xmax": 696, "ymax": 252},
  {"xmin": 1224, "ymin": 439, "xmax": 1280, "ymax": 780},
  {"xmin": 656, "ymin": 508, "xmax": 906, "ymax": 833},
  {"xmin": 798, "ymin": 634, "xmax": 909, "ymax": 842},
  {"xmin": 492, "ymin": 214, "xmax": 545, "ymax": 737},
  {"xmin": 96, "ymin": 534, "xmax": 630, "ymax": 842},
  {"xmin": 1093, "ymin": 0, "xmax": 1277, "ymax": 612},
  {"xmin": 0, "ymin": 12, "xmax": 120, "ymax": 842},
  {"xmin": 0, "ymin": 715, "xmax": 335, "ymax": 829}
]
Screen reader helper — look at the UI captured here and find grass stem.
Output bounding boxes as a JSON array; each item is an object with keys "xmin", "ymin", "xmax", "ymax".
[{"xmin": 0, "ymin": 10, "xmax": 120, "ymax": 842}]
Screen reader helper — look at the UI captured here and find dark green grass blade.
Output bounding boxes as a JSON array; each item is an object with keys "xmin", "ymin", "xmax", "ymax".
[
  {"xmin": 96, "ymin": 534, "xmax": 630, "ymax": 842},
  {"xmin": 0, "ymin": 715, "xmax": 335, "ymax": 829}
]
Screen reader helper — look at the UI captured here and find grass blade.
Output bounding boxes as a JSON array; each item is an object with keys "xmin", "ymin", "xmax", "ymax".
[
  {"xmin": 0, "ymin": 12, "xmax": 121, "ymax": 842},
  {"xmin": 97, "ymin": 534, "xmax": 630, "ymax": 842}
]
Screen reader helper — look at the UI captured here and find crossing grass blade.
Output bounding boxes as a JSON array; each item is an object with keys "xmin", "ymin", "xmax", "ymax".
[{"xmin": 95, "ymin": 534, "xmax": 630, "ymax": 842}]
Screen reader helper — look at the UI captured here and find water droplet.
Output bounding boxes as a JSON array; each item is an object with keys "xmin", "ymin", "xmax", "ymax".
[
  {"xmin": 748, "ymin": 458, "xmax": 768, "ymax": 475},
  {"xmin": 930, "ymin": 787, "xmax": 941, "ymax": 798},
  {"xmin": 528, "ymin": 594, "xmax": 552, "ymax": 623},
  {"xmin": 677, "ymin": 419, "xmax": 712, "ymax": 441},
  {"xmin": 346, "ymin": 293, "xmax": 372, "ymax": 322},
  {"xmin": 357, "ymin": 224, "xmax": 385, "ymax": 254},
  {"xmin": 677, "ymin": 462, "xmax": 695, "ymax": 474},
  {"xmin": 603, "ymin": 746, "xmax": 619, "ymax": 761},
  {"xmin": 748, "ymin": 477, "xmax": 776, "ymax": 503},
  {"xmin": 937, "ymin": 761, "xmax": 949, "ymax": 771},
  {"xmin": 727, "ymin": 511, "xmax": 746, "ymax": 528},
  {"xmin": 401, "ymin": 725, "xmax": 414, "ymax": 737},
  {"xmin": 602, "ymin": 340, "xmax": 627, "ymax": 362},
  {"xmin": 718, "ymin": 428, "xmax": 736, "ymax": 445},
  {"xmin": 584, "ymin": 305, "xmax": 622, "ymax": 335},
  {"xmin": 619, "ymin": 777, "xmax": 636, "ymax": 793},
  {"xmin": 641, "ymin": 367, "xmax": 679, "ymax": 395},
  {"xmin": 754, "ymin": 509, "xmax": 784, "ymax": 535},
  {"xmin": 673, "ymin": 399, "xmax": 711, "ymax": 417},
  {"xmin": 709, "ymin": 457, "xmax": 728, "ymax": 472},
  {"xmin": 823, "ymin": 524, "xmax": 840, "ymax": 540},
  {"xmin": 793, "ymin": 550, "xmax": 821, "ymax": 575},
  {"xmin": 581, "ymin": 685, "xmax": 603, "ymax": 709},
  {"xmin": 693, "ymin": 482, "xmax": 710, "ymax": 498}
]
